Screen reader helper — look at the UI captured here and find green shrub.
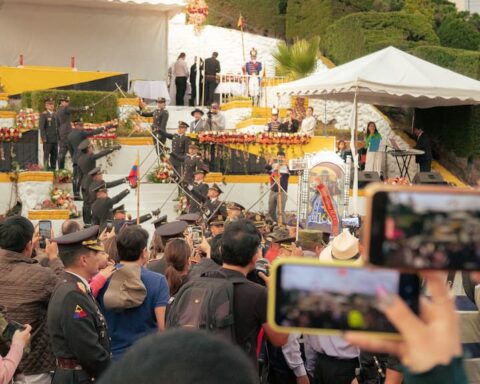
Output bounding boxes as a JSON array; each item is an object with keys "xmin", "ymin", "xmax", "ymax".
[
  {"xmin": 286, "ymin": 0, "xmax": 406, "ymax": 41},
  {"xmin": 437, "ymin": 17, "xmax": 480, "ymax": 51},
  {"xmin": 21, "ymin": 90, "xmax": 119, "ymax": 123},
  {"xmin": 410, "ymin": 45, "xmax": 480, "ymax": 79},
  {"xmin": 323, "ymin": 12, "xmax": 439, "ymax": 64},
  {"xmin": 416, "ymin": 105, "xmax": 480, "ymax": 158},
  {"xmin": 205, "ymin": 0, "xmax": 285, "ymax": 38}
]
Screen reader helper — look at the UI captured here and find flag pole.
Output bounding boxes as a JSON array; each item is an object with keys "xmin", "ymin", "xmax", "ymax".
[
  {"xmin": 136, "ymin": 150, "xmax": 140, "ymax": 225},
  {"xmin": 239, "ymin": 14, "xmax": 246, "ymax": 64}
]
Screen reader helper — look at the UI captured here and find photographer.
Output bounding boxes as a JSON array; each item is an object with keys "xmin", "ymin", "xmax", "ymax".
[
  {"xmin": 0, "ymin": 321, "xmax": 32, "ymax": 384},
  {"xmin": 266, "ymin": 151, "xmax": 290, "ymax": 225},
  {"xmin": 0, "ymin": 216, "xmax": 62, "ymax": 384},
  {"xmin": 206, "ymin": 103, "xmax": 225, "ymax": 131}
]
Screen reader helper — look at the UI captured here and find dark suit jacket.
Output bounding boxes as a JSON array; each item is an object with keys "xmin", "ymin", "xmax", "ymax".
[
  {"xmin": 204, "ymin": 57, "xmax": 221, "ymax": 78},
  {"xmin": 91, "ymin": 189, "xmax": 130, "ymax": 229},
  {"xmin": 39, "ymin": 111, "xmax": 59, "ymax": 143},
  {"xmin": 414, "ymin": 132, "xmax": 432, "ymax": 164}
]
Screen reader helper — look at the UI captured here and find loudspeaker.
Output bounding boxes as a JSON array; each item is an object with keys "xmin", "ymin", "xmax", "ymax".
[
  {"xmin": 413, "ymin": 172, "xmax": 446, "ymax": 185},
  {"xmin": 357, "ymin": 171, "xmax": 381, "ymax": 188}
]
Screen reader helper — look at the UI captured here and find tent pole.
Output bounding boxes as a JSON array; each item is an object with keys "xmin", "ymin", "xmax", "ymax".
[{"xmin": 351, "ymin": 90, "xmax": 359, "ymax": 216}]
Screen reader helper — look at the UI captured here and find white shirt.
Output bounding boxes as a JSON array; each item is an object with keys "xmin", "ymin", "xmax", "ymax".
[
  {"xmin": 174, "ymin": 58, "xmax": 189, "ymax": 77},
  {"xmin": 282, "ymin": 333, "xmax": 307, "ymax": 377},
  {"xmin": 300, "ymin": 116, "xmax": 316, "ymax": 136},
  {"xmin": 210, "ymin": 112, "xmax": 225, "ymax": 131}
]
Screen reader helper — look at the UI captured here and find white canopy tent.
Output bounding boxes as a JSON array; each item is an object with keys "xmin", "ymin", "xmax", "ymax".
[
  {"xmin": 0, "ymin": 0, "xmax": 185, "ymax": 81},
  {"xmin": 276, "ymin": 46, "xmax": 480, "ymax": 214}
]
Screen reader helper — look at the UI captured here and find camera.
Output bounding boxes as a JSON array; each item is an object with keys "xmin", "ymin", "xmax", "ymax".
[{"xmin": 207, "ymin": 110, "xmax": 213, "ymax": 118}]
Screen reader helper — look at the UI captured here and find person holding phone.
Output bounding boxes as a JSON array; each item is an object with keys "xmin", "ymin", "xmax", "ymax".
[{"xmin": 0, "ymin": 323, "xmax": 32, "ymax": 384}]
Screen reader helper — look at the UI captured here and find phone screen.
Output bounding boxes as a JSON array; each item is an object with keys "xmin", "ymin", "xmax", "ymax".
[
  {"xmin": 191, "ymin": 226, "xmax": 203, "ymax": 245},
  {"xmin": 271, "ymin": 261, "xmax": 419, "ymax": 335},
  {"xmin": 106, "ymin": 220, "xmax": 113, "ymax": 232},
  {"xmin": 39, "ymin": 220, "xmax": 52, "ymax": 239},
  {"xmin": 369, "ymin": 188, "xmax": 480, "ymax": 270}
]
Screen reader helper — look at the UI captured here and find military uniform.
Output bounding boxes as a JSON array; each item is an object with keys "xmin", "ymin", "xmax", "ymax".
[
  {"xmin": 91, "ymin": 187, "xmax": 130, "ymax": 230},
  {"xmin": 139, "ymin": 101, "xmax": 169, "ymax": 149},
  {"xmin": 159, "ymin": 128, "xmax": 191, "ymax": 182},
  {"xmin": 39, "ymin": 103, "xmax": 59, "ymax": 170},
  {"xmin": 68, "ymin": 127, "xmax": 104, "ymax": 197},
  {"xmin": 183, "ymin": 153, "xmax": 204, "ymax": 186},
  {"xmin": 84, "ymin": 167, "xmax": 126, "ymax": 225},
  {"xmin": 56, "ymin": 98, "xmax": 87, "ymax": 170},
  {"xmin": 47, "ymin": 227, "xmax": 111, "ymax": 383},
  {"xmin": 78, "ymin": 141, "xmax": 121, "ymax": 202},
  {"xmin": 189, "ymin": 181, "xmax": 209, "ymax": 214}
]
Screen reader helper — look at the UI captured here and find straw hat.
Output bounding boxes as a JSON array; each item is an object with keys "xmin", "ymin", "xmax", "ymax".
[{"xmin": 319, "ymin": 229, "xmax": 360, "ymax": 263}]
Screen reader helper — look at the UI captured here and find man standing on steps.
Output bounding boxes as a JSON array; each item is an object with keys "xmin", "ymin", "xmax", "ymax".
[
  {"xmin": 39, "ymin": 97, "xmax": 59, "ymax": 170},
  {"xmin": 56, "ymin": 95, "xmax": 90, "ymax": 170},
  {"xmin": 84, "ymin": 167, "xmax": 128, "ymax": 225},
  {"xmin": 138, "ymin": 97, "xmax": 169, "ymax": 151},
  {"xmin": 204, "ymin": 52, "xmax": 221, "ymax": 106},
  {"xmin": 77, "ymin": 139, "xmax": 121, "ymax": 205},
  {"xmin": 188, "ymin": 168, "xmax": 209, "ymax": 214},
  {"xmin": 68, "ymin": 121, "xmax": 105, "ymax": 199},
  {"xmin": 91, "ymin": 185, "xmax": 130, "ymax": 230},
  {"xmin": 158, "ymin": 121, "xmax": 191, "ymax": 199}
]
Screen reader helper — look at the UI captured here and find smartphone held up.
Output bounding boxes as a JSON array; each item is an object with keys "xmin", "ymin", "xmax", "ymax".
[
  {"xmin": 365, "ymin": 184, "xmax": 480, "ymax": 270},
  {"xmin": 268, "ymin": 258, "xmax": 420, "ymax": 337}
]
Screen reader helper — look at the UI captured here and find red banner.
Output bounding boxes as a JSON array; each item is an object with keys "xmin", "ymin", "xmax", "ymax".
[{"xmin": 317, "ymin": 183, "xmax": 339, "ymax": 236}]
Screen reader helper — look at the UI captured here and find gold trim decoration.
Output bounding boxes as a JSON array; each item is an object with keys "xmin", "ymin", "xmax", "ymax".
[
  {"xmin": 17, "ymin": 171, "xmax": 54, "ymax": 183},
  {"xmin": 220, "ymin": 100, "xmax": 252, "ymax": 111},
  {"xmin": 0, "ymin": 93, "xmax": 8, "ymax": 101},
  {"xmin": 204, "ymin": 174, "xmax": 299, "ymax": 184},
  {"xmin": 0, "ymin": 111, "xmax": 16, "ymax": 118},
  {"xmin": 0, "ymin": 173, "xmax": 12, "ymax": 182},
  {"xmin": 28, "ymin": 210, "xmax": 70, "ymax": 220},
  {"xmin": 116, "ymin": 137, "xmax": 154, "ymax": 146},
  {"xmin": 118, "ymin": 98, "xmax": 140, "ymax": 106}
]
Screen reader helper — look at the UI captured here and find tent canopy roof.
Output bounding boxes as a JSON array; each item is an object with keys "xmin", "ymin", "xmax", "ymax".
[
  {"xmin": 5, "ymin": 0, "xmax": 185, "ymax": 13},
  {"xmin": 276, "ymin": 46, "xmax": 480, "ymax": 108}
]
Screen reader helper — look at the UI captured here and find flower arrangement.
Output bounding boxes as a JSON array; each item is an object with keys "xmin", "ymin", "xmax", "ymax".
[
  {"xmin": 16, "ymin": 109, "xmax": 38, "ymax": 131},
  {"xmin": 384, "ymin": 177, "xmax": 410, "ymax": 185},
  {"xmin": 198, "ymin": 131, "xmax": 311, "ymax": 145},
  {"xmin": 0, "ymin": 127, "xmax": 22, "ymax": 142},
  {"xmin": 147, "ymin": 161, "xmax": 175, "ymax": 184},
  {"xmin": 42, "ymin": 187, "xmax": 79, "ymax": 217},
  {"xmin": 186, "ymin": 0, "xmax": 208, "ymax": 33},
  {"xmin": 54, "ymin": 169, "xmax": 73, "ymax": 184},
  {"xmin": 83, "ymin": 119, "xmax": 118, "ymax": 139},
  {"xmin": 175, "ymin": 195, "xmax": 189, "ymax": 215}
]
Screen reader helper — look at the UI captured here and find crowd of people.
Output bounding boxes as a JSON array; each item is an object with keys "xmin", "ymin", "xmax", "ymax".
[{"xmin": 0, "ymin": 200, "xmax": 471, "ymax": 384}]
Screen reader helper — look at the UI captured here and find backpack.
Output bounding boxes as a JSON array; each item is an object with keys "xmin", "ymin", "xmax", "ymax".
[{"xmin": 166, "ymin": 270, "xmax": 245, "ymax": 342}]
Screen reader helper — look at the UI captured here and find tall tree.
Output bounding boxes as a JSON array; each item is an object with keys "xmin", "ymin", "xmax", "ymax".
[{"xmin": 404, "ymin": 0, "xmax": 434, "ymax": 21}]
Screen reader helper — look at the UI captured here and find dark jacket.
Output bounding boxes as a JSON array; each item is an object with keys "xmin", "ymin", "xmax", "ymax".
[
  {"xmin": 0, "ymin": 249, "xmax": 63, "ymax": 374},
  {"xmin": 414, "ymin": 132, "xmax": 432, "ymax": 165},
  {"xmin": 39, "ymin": 111, "xmax": 59, "ymax": 143},
  {"xmin": 189, "ymin": 182, "xmax": 209, "ymax": 214},
  {"xmin": 47, "ymin": 272, "xmax": 110, "ymax": 379},
  {"xmin": 78, "ymin": 148, "xmax": 118, "ymax": 190},
  {"xmin": 204, "ymin": 198, "xmax": 227, "ymax": 219},
  {"xmin": 88, "ymin": 177, "xmax": 126, "ymax": 205},
  {"xmin": 139, "ymin": 108, "xmax": 169, "ymax": 134},
  {"xmin": 182, "ymin": 154, "xmax": 204, "ymax": 185},
  {"xmin": 159, "ymin": 132, "xmax": 191, "ymax": 168},
  {"xmin": 91, "ymin": 189, "xmax": 130, "ymax": 229},
  {"xmin": 204, "ymin": 57, "xmax": 221, "ymax": 78},
  {"xmin": 56, "ymin": 105, "xmax": 85, "ymax": 140},
  {"xmin": 68, "ymin": 128, "xmax": 104, "ymax": 164}
]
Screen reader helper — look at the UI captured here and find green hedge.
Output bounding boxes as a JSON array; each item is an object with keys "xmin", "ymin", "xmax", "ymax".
[
  {"xmin": 437, "ymin": 17, "xmax": 480, "ymax": 51},
  {"xmin": 410, "ymin": 45, "xmax": 480, "ymax": 80},
  {"xmin": 410, "ymin": 45, "xmax": 480, "ymax": 160},
  {"xmin": 205, "ymin": 0, "xmax": 285, "ymax": 38},
  {"xmin": 21, "ymin": 90, "xmax": 119, "ymax": 123},
  {"xmin": 322, "ymin": 12, "xmax": 440, "ymax": 64},
  {"xmin": 286, "ymin": 0, "xmax": 406, "ymax": 41}
]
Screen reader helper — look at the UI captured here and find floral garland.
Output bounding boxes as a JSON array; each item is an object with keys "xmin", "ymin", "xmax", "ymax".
[
  {"xmin": 147, "ymin": 161, "xmax": 175, "ymax": 184},
  {"xmin": 0, "ymin": 127, "xmax": 22, "ymax": 142},
  {"xmin": 186, "ymin": 0, "xmax": 208, "ymax": 33},
  {"xmin": 198, "ymin": 131, "xmax": 312, "ymax": 145},
  {"xmin": 41, "ymin": 187, "xmax": 80, "ymax": 217},
  {"xmin": 16, "ymin": 109, "xmax": 38, "ymax": 131},
  {"xmin": 83, "ymin": 119, "xmax": 118, "ymax": 139},
  {"xmin": 175, "ymin": 195, "xmax": 189, "ymax": 215}
]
